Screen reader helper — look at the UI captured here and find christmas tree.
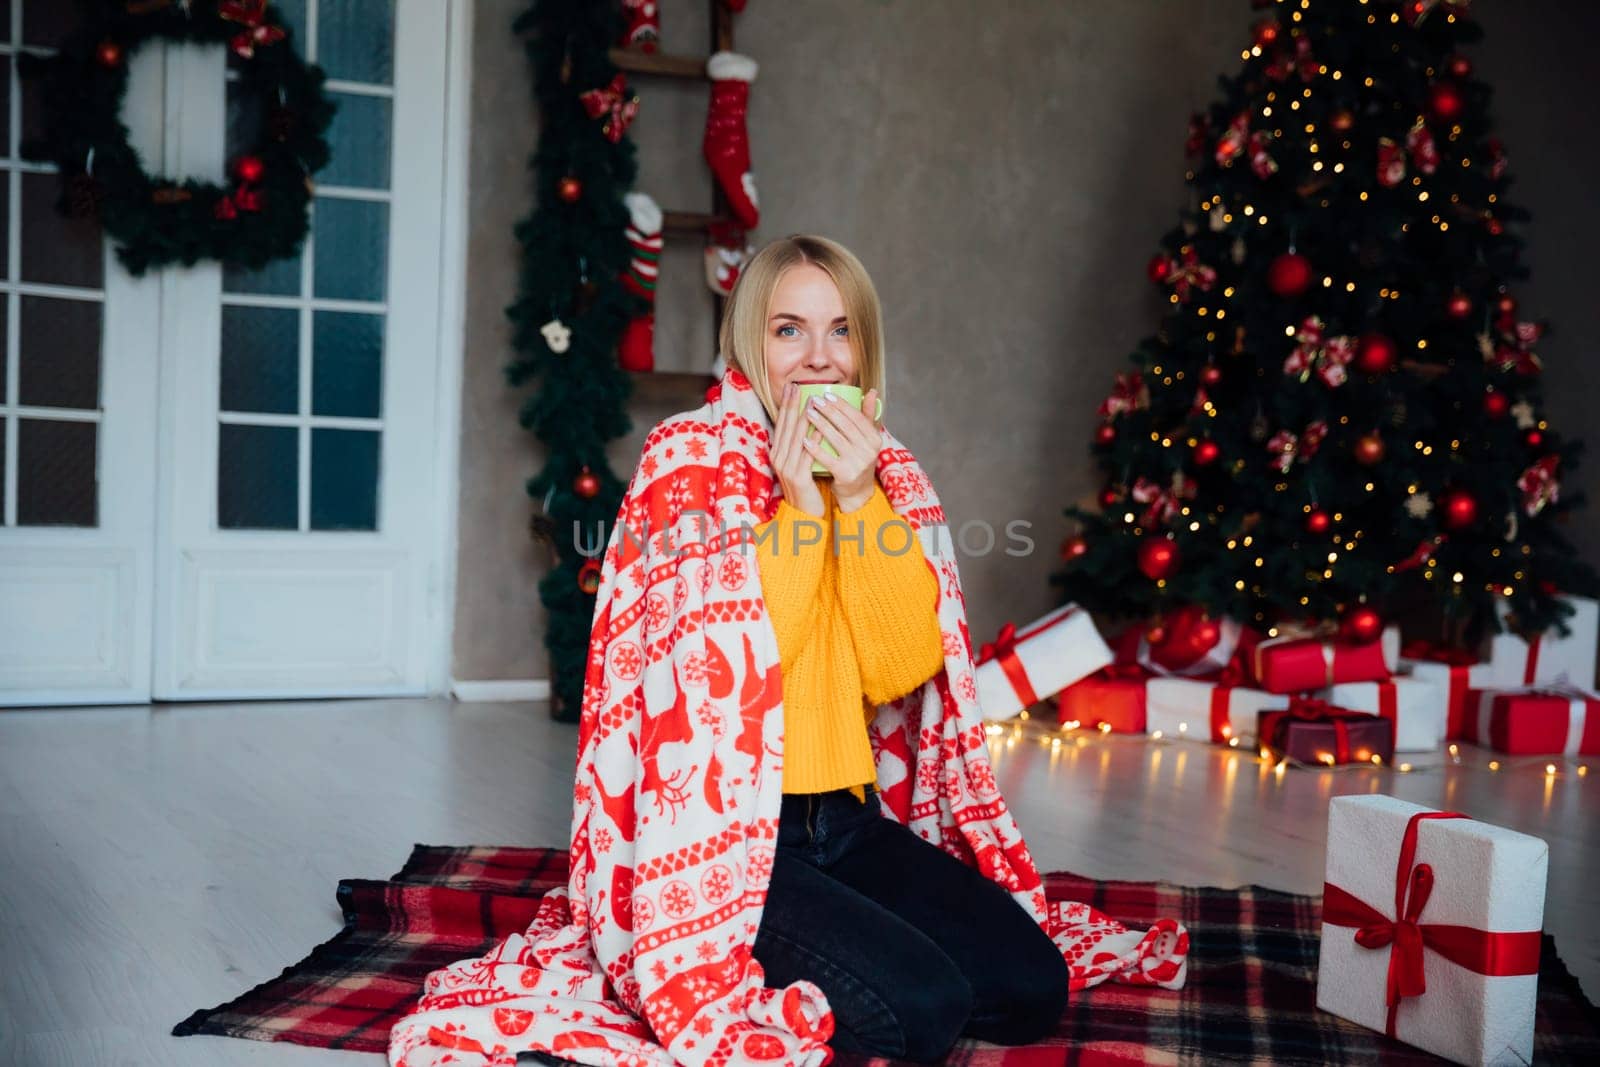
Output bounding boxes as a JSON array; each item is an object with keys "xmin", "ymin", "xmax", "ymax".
[{"xmin": 1057, "ymin": 0, "xmax": 1598, "ymax": 645}]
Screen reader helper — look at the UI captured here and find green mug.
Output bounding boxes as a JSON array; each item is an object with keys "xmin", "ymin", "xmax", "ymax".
[{"xmin": 796, "ymin": 382, "xmax": 884, "ymax": 475}]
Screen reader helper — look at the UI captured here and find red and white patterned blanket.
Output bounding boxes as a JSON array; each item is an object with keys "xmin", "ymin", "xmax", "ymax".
[{"xmin": 389, "ymin": 367, "xmax": 1188, "ymax": 1067}]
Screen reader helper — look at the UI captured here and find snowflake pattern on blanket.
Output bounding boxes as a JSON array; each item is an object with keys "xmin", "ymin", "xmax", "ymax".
[{"xmin": 388, "ymin": 367, "xmax": 1188, "ymax": 1067}]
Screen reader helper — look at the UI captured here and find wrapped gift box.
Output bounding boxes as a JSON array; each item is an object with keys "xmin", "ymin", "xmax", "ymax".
[
  {"xmin": 975, "ymin": 603, "xmax": 1113, "ymax": 721},
  {"xmin": 1481, "ymin": 593, "xmax": 1598, "ymax": 690},
  {"xmin": 1252, "ymin": 626, "xmax": 1399, "ymax": 695},
  {"xmin": 1398, "ymin": 642, "xmax": 1497, "ymax": 743},
  {"xmin": 1467, "ymin": 688, "xmax": 1600, "ymax": 756},
  {"xmin": 1319, "ymin": 678, "xmax": 1444, "ymax": 753},
  {"xmin": 1258, "ymin": 700, "xmax": 1395, "ymax": 765},
  {"xmin": 1317, "ymin": 795, "xmax": 1546, "ymax": 1065},
  {"xmin": 1145, "ymin": 674, "xmax": 1288, "ymax": 744},
  {"xmin": 1056, "ymin": 666, "xmax": 1148, "ymax": 733}
]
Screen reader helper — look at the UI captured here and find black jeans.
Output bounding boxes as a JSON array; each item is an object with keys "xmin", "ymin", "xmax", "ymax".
[{"xmin": 751, "ymin": 784, "xmax": 1070, "ymax": 1062}]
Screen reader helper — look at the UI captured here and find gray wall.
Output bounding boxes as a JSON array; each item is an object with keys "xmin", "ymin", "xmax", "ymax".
[{"xmin": 452, "ymin": 0, "xmax": 1600, "ymax": 683}]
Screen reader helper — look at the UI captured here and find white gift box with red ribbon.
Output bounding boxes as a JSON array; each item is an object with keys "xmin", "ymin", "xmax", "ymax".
[
  {"xmin": 1316, "ymin": 795, "xmax": 1546, "ymax": 1065},
  {"xmin": 974, "ymin": 603, "xmax": 1113, "ymax": 722},
  {"xmin": 1145, "ymin": 674, "xmax": 1289, "ymax": 744},
  {"xmin": 1318, "ymin": 677, "xmax": 1445, "ymax": 753},
  {"xmin": 1480, "ymin": 593, "xmax": 1598, "ymax": 690}
]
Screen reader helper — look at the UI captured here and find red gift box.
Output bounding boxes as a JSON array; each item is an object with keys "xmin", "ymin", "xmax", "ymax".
[
  {"xmin": 1400, "ymin": 639, "xmax": 1493, "ymax": 741},
  {"xmin": 1252, "ymin": 633, "xmax": 1391, "ymax": 694},
  {"xmin": 1467, "ymin": 688, "xmax": 1600, "ymax": 755},
  {"xmin": 1258, "ymin": 696, "xmax": 1396, "ymax": 765},
  {"xmin": 1056, "ymin": 665, "xmax": 1148, "ymax": 733}
]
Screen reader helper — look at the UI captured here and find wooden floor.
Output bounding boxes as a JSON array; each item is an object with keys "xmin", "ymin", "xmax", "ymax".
[{"xmin": 0, "ymin": 697, "xmax": 1594, "ymax": 1065}]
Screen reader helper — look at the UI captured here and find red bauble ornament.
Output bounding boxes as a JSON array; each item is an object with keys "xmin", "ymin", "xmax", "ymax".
[
  {"xmin": 1354, "ymin": 432, "xmax": 1386, "ymax": 466},
  {"xmin": 95, "ymin": 40, "xmax": 124, "ymax": 67},
  {"xmin": 1495, "ymin": 293, "xmax": 1517, "ymax": 318},
  {"xmin": 1136, "ymin": 536, "xmax": 1181, "ymax": 581},
  {"xmin": 1445, "ymin": 54, "xmax": 1473, "ymax": 80},
  {"xmin": 1305, "ymin": 509, "xmax": 1331, "ymax": 535},
  {"xmin": 1193, "ymin": 439, "xmax": 1221, "ymax": 466},
  {"xmin": 1267, "ymin": 252, "xmax": 1314, "ymax": 297},
  {"xmin": 1200, "ymin": 364, "xmax": 1223, "ymax": 387},
  {"xmin": 1486, "ymin": 218, "xmax": 1505, "ymax": 236},
  {"xmin": 1483, "ymin": 390, "xmax": 1509, "ymax": 419},
  {"xmin": 1445, "ymin": 290, "xmax": 1474, "ymax": 320},
  {"xmin": 1330, "ymin": 108, "xmax": 1356, "ymax": 134},
  {"xmin": 1094, "ymin": 424, "xmax": 1117, "ymax": 446},
  {"xmin": 557, "ymin": 176, "xmax": 584, "ymax": 204},
  {"xmin": 235, "ymin": 155, "xmax": 265, "ymax": 184},
  {"xmin": 1441, "ymin": 487, "xmax": 1479, "ymax": 530},
  {"xmin": 1252, "ymin": 18, "xmax": 1281, "ymax": 47},
  {"xmin": 1525, "ymin": 429, "xmax": 1545, "ymax": 448},
  {"xmin": 1428, "ymin": 81, "xmax": 1465, "ymax": 123},
  {"xmin": 1146, "ymin": 254, "xmax": 1173, "ymax": 284},
  {"xmin": 1341, "ymin": 606, "xmax": 1384, "ymax": 645},
  {"xmin": 1060, "ymin": 535, "xmax": 1089, "ymax": 562},
  {"xmin": 573, "ymin": 467, "xmax": 601, "ymax": 499},
  {"xmin": 1146, "ymin": 604, "xmax": 1223, "ymax": 673},
  {"xmin": 1098, "ymin": 486, "xmax": 1122, "ymax": 509},
  {"xmin": 1354, "ymin": 333, "xmax": 1398, "ymax": 375},
  {"xmin": 577, "ymin": 558, "xmax": 603, "ymax": 595}
]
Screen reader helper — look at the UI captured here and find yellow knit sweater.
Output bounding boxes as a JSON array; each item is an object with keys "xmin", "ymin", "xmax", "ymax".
[{"xmin": 752, "ymin": 479, "xmax": 945, "ymax": 799}]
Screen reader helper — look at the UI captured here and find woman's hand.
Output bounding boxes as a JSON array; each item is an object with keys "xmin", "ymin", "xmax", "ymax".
[
  {"xmin": 771, "ymin": 381, "xmax": 826, "ymax": 517},
  {"xmin": 805, "ymin": 387, "xmax": 882, "ymax": 512}
]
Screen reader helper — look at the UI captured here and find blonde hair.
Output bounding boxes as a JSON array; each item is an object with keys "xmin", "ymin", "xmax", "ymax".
[{"xmin": 718, "ymin": 234, "xmax": 886, "ymax": 426}]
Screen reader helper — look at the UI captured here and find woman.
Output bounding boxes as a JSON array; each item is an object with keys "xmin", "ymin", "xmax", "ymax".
[
  {"xmin": 388, "ymin": 237, "xmax": 1186, "ymax": 1067},
  {"xmin": 734, "ymin": 236, "xmax": 1070, "ymax": 1061}
]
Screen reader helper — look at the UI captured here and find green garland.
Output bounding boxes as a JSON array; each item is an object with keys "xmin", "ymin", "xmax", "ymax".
[
  {"xmin": 19, "ymin": 0, "xmax": 335, "ymax": 276},
  {"xmin": 508, "ymin": 1, "xmax": 644, "ymax": 722}
]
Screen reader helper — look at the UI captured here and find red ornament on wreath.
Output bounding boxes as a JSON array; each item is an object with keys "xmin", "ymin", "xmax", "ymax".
[
  {"xmin": 1094, "ymin": 424, "xmax": 1117, "ymax": 446},
  {"xmin": 1193, "ymin": 439, "xmax": 1221, "ymax": 466},
  {"xmin": 577, "ymin": 558, "xmax": 603, "ymax": 595},
  {"xmin": 557, "ymin": 176, "xmax": 583, "ymax": 204},
  {"xmin": 1445, "ymin": 54, "xmax": 1473, "ymax": 80},
  {"xmin": 1136, "ymin": 535, "xmax": 1181, "ymax": 581},
  {"xmin": 1354, "ymin": 432, "xmax": 1386, "ymax": 466},
  {"xmin": 1305, "ymin": 509, "xmax": 1331, "ymax": 535},
  {"xmin": 1445, "ymin": 290, "xmax": 1474, "ymax": 320},
  {"xmin": 1252, "ymin": 18, "xmax": 1281, "ymax": 48},
  {"xmin": 573, "ymin": 466, "xmax": 601, "ymax": 499},
  {"xmin": 1486, "ymin": 218, "xmax": 1505, "ymax": 236},
  {"xmin": 1098, "ymin": 485, "xmax": 1122, "ymax": 510},
  {"xmin": 1354, "ymin": 333, "xmax": 1397, "ymax": 375},
  {"xmin": 1060, "ymin": 535, "xmax": 1089, "ymax": 562},
  {"xmin": 1441, "ymin": 487, "xmax": 1479, "ymax": 529},
  {"xmin": 1525, "ymin": 429, "xmax": 1544, "ymax": 448},
  {"xmin": 95, "ymin": 40, "xmax": 124, "ymax": 68},
  {"xmin": 1483, "ymin": 390, "xmax": 1509, "ymax": 419},
  {"xmin": 1267, "ymin": 251, "xmax": 1314, "ymax": 297},
  {"xmin": 1340, "ymin": 606, "xmax": 1384, "ymax": 645},
  {"xmin": 1146, "ymin": 254, "xmax": 1173, "ymax": 284},
  {"xmin": 1199, "ymin": 363, "xmax": 1223, "ymax": 387},
  {"xmin": 1428, "ymin": 81, "xmax": 1465, "ymax": 123},
  {"xmin": 1495, "ymin": 292, "xmax": 1517, "ymax": 319},
  {"xmin": 235, "ymin": 154, "xmax": 265, "ymax": 184}
]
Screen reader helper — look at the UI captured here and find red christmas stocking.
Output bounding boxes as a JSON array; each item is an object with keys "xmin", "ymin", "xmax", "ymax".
[
  {"xmin": 703, "ymin": 52, "xmax": 759, "ymax": 230},
  {"xmin": 704, "ymin": 221, "xmax": 752, "ymax": 296},
  {"xmin": 618, "ymin": 191, "xmax": 662, "ymax": 372},
  {"xmin": 619, "ymin": 0, "xmax": 659, "ymax": 53}
]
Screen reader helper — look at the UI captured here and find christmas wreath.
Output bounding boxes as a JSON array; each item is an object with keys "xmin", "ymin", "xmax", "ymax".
[{"xmin": 18, "ymin": 0, "xmax": 335, "ymax": 276}]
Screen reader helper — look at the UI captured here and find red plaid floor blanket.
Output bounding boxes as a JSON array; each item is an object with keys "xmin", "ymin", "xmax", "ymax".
[{"xmin": 174, "ymin": 845, "xmax": 1600, "ymax": 1064}]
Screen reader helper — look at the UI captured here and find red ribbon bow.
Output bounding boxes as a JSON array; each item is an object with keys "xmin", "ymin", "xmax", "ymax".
[
  {"xmin": 220, "ymin": 1, "xmax": 286, "ymax": 59},
  {"xmin": 1322, "ymin": 810, "xmax": 1542, "ymax": 1037},
  {"xmin": 978, "ymin": 621, "xmax": 1038, "ymax": 708},
  {"xmin": 579, "ymin": 74, "xmax": 641, "ymax": 144}
]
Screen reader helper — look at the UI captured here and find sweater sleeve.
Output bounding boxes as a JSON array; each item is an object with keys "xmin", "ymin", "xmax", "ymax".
[
  {"xmin": 836, "ymin": 485, "xmax": 946, "ymax": 706},
  {"xmin": 752, "ymin": 498, "xmax": 829, "ymax": 675}
]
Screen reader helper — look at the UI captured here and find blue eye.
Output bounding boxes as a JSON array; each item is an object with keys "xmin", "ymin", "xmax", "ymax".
[
  {"xmin": 776, "ymin": 324, "xmax": 799, "ymax": 338},
  {"xmin": 832, "ymin": 325, "xmax": 849, "ymax": 337}
]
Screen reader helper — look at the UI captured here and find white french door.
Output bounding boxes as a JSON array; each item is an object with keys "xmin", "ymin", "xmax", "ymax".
[{"xmin": 0, "ymin": 0, "xmax": 458, "ymax": 706}]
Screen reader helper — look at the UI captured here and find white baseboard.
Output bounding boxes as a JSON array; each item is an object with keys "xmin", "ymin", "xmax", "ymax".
[{"xmin": 450, "ymin": 679, "xmax": 551, "ymax": 703}]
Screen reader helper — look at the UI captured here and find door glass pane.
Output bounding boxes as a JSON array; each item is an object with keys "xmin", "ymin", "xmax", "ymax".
[
  {"xmin": 0, "ymin": 298, "xmax": 7, "ymax": 403},
  {"xmin": 311, "ymin": 428, "xmax": 378, "ymax": 531},
  {"xmin": 20, "ymin": 172, "xmax": 103, "ymax": 289},
  {"xmin": 311, "ymin": 310, "xmax": 381, "ymax": 418},
  {"xmin": 0, "ymin": 56, "xmax": 11, "ymax": 151},
  {"xmin": 270, "ymin": 0, "xmax": 307, "ymax": 49},
  {"xmin": 322, "ymin": 92, "xmax": 391, "ymax": 189},
  {"xmin": 218, "ymin": 424, "xmax": 298, "ymax": 530},
  {"xmin": 320, "ymin": 0, "xmax": 394, "ymax": 85},
  {"xmin": 18, "ymin": 417, "xmax": 97, "ymax": 526},
  {"xmin": 221, "ymin": 306, "xmax": 299, "ymax": 415},
  {"xmin": 313, "ymin": 198, "xmax": 388, "ymax": 302},
  {"xmin": 19, "ymin": 296, "xmax": 101, "ymax": 410}
]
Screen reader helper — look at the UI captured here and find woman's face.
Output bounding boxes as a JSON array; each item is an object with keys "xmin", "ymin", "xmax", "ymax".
[{"xmin": 763, "ymin": 264, "xmax": 856, "ymax": 400}]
